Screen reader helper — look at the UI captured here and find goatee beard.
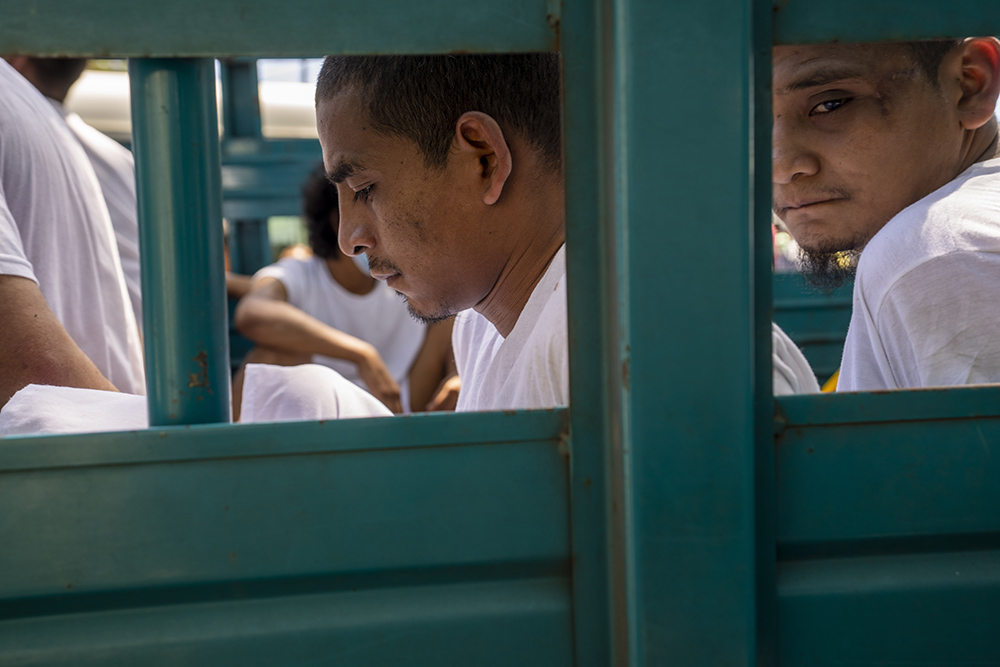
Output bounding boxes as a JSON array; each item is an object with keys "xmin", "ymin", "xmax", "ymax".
[{"xmin": 798, "ymin": 246, "xmax": 861, "ymax": 292}]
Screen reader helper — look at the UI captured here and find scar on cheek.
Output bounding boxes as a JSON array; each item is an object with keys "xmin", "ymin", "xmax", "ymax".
[
  {"xmin": 873, "ymin": 69, "xmax": 918, "ymax": 118},
  {"xmin": 874, "ymin": 92, "xmax": 890, "ymax": 117}
]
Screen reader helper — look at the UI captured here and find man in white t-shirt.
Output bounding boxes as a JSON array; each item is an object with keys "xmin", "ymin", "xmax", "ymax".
[
  {"xmin": 772, "ymin": 38, "xmax": 1000, "ymax": 390},
  {"xmin": 7, "ymin": 57, "xmax": 143, "ymax": 332},
  {"xmin": 0, "ymin": 59, "xmax": 145, "ymax": 409},
  {"xmin": 234, "ymin": 165, "xmax": 457, "ymax": 416},
  {"xmin": 276, "ymin": 53, "xmax": 816, "ymax": 418},
  {"xmin": 305, "ymin": 55, "xmax": 570, "ymax": 414}
]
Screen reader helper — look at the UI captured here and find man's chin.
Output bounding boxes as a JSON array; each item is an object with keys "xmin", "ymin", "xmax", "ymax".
[
  {"xmin": 798, "ymin": 246, "xmax": 860, "ymax": 292},
  {"xmin": 396, "ymin": 292, "xmax": 455, "ymax": 325}
]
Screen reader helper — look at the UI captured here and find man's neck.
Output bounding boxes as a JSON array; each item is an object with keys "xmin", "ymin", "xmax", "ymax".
[
  {"xmin": 979, "ymin": 129, "xmax": 1000, "ymax": 162},
  {"xmin": 473, "ymin": 171, "xmax": 565, "ymax": 338},
  {"xmin": 961, "ymin": 118, "xmax": 1000, "ymax": 172},
  {"xmin": 477, "ymin": 231, "xmax": 564, "ymax": 338}
]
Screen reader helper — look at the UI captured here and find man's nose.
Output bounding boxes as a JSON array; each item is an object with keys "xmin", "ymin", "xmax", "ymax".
[
  {"xmin": 337, "ymin": 198, "xmax": 376, "ymax": 257},
  {"xmin": 772, "ymin": 119, "xmax": 820, "ymax": 185}
]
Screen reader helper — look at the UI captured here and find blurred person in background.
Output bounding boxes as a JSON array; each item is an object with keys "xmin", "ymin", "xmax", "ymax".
[
  {"xmin": 233, "ymin": 164, "xmax": 459, "ymax": 418},
  {"xmin": 7, "ymin": 57, "xmax": 143, "ymax": 332}
]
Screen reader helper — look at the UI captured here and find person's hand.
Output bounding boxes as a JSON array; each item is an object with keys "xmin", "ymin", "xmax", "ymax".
[
  {"xmin": 425, "ymin": 374, "xmax": 461, "ymax": 412},
  {"xmin": 357, "ymin": 345, "xmax": 403, "ymax": 413}
]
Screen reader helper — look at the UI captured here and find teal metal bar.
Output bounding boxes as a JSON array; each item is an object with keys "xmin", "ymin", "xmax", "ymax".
[
  {"xmin": 752, "ymin": 0, "xmax": 777, "ymax": 664},
  {"xmin": 776, "ymin": 384, "xmax": 1000, "ymax": 427},
  {"xmin": 228, "ymin": 220, "xmax": 271, "ymax": 276},
  {"xmin": 0, "ymin": 410, "xmax": 573, "ymax": 666},
  {"xmin": 219, "ymin": 59, "xmax": 270, "ymax": 276},
  {"xmin": 130, "ymin": 58, "xmax": 231, "ymax": 426},
  {"xmin": 0, "ymin": 0, "xmax": 556, "ymax": 57},
  {"xmin": 562, "ymin": 0, "xmax": 623, "ymax": 663},
  {"xmin": 774, "ymin": 0, "xmax": 1000, "ymax": 45},
  {"xmin": 220, "ymin": 60, "xmax": 263, "ymax": 140},
  {"xmin": 621, "ymin": 0, "xmax": 761, "ymax": 663}
]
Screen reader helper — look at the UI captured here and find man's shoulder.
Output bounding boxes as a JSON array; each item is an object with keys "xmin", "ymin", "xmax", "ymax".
[
  {"xmin": 251, "ymin": 256, "xmax": 323, "ymax": 295},
  {"xmin": 859, "ymin": 159, "xmax": 1000, "ymax": 297}
]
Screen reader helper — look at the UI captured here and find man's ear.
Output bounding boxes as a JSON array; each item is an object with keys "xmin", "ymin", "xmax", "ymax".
[
  {"xmin": 454, "ymin": 111, "xmax": 512, "ymax": 206},
  {"xmin": 954, "ymin": 37, "xmax": 1000, "ymax": 130}
]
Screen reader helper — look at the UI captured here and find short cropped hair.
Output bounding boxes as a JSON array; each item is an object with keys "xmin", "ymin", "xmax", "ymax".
[
  {"xmin": 302, "ymin": 163, "xmax": 341, "ymax": 259},
  {"xmin": 907, "ymin": 40, "xmax": 961, "ymax": 85},
  {"xmin": 316, "ymin": 54, "xmax": 562, "ymax": 171}
]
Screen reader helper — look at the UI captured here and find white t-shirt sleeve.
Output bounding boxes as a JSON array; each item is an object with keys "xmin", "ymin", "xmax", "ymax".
[
  {"xmin": 844, "ymin": 251, "xmax": 1000, "ymax": 389},
  {"xmin": 253, "ymin": 258, "xmax": 307, "ymax": 305},
  {"xmin": 0, "ymin": 186, "xmax": 36, "ymax": 282},
  {"xmin": 772, "ymin": 322, "xmax": 820, "ymax": 395}
]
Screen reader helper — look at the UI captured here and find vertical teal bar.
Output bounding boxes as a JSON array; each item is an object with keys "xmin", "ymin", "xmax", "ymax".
[
  {"xmin": 752, "ymin": 0, "xmax": 778, "ymax": 664},
  {"xmin": 621, "ymin": 0, "xmax": 762, "ymax": 664},
  {"xmin": 129, "ymin": 58, "xmax": 231, "ymax": 426},
  {"xmin": 220, "ymin": 59, "xmax": 263, "ymax": 139},
  {"xmin": 219, "ymin": 60, "xmax": 270, "ymax": 276},
  {"xmin": 562, "ymin": 0, "xmax": 623, "ymax": 664}
]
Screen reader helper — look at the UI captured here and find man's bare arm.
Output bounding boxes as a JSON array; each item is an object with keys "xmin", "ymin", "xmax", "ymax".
[{"xmin": 0, "ymin": 275, "xmax": 117, "ymax": 409}]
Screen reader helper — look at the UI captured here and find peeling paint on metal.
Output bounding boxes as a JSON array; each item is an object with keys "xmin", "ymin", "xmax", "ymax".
[{"xmin": 187, "ymin": 350, "xmax": 214, "ymax": 394}]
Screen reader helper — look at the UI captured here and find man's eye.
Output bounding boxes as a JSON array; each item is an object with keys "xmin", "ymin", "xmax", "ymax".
[
  {"xmin": 810, "ymin": 98, "xmax": 848, "ymax": 115},
  {"xmin": 353, "ymin": 185, "xmax": 374, "ymax": 203}
]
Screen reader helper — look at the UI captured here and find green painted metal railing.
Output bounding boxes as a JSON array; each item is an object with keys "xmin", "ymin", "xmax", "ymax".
[
  {"xmin": 130, "ymin": 58, "xmax": 231, "ymax": 426},
  {"xmin": 0, "ymin": 1, "xmax": 998, "ymax": 666}
]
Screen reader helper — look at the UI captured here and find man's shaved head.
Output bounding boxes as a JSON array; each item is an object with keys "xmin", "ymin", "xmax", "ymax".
[{"xmin": 316, "ymin": 54, "xmax": 562, "ymax": 171}]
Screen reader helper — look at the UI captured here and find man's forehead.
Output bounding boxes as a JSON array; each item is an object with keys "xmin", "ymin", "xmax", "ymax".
[
  {"xmin": 317, "ymin": 89, "xmax": 377, "ymax": 183},
  {"xmin": 316, "ymin": 88, "xmax": 364, "ymax": 134},
  {"xmin": 773, "ymin": 43, "xmax": 911, "ymax": 92}
]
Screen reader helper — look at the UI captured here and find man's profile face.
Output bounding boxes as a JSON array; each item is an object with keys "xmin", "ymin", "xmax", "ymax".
[
  {"xmin": 316, "ymin": 88, "xmax": 505, "ymax": 322},
  {"xmin": 772, "ymin": 43, "xmax": 962, "ymax": 256}
]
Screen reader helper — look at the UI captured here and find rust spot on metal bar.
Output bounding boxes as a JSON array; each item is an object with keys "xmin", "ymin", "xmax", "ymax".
[
  {"xmin": 557, "ymin": 435, "xmax": 570, "ymax": 460},
  {"xmin": 187, "ymin": 350, "xmax": 214, "ymax": 394},
  {"xmin": 547, "ymin": 8, "xmax": 560, "ymax": 52}
]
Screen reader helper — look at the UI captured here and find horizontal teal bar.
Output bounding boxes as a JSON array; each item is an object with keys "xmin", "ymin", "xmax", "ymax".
[
  {"xmin": 0, "ymin": 578, "xmax": 573, "ymax": 667},
  {"xmin": 775, "ymin": 0, "xmax": 1000, "ymax": 44},
  {"xmin": 776, "ymin": 415, "xmax": 1000, "ymax": 547},
  {"xmin": 776, "ymin": 386, "xmax": 1000, "ymax": 427},
  {"xmin": 779, "ymin": 550, "xmax": 1000, "ymax": 665},
  {"xmin": 0, "ymin": 0, "xmax": 557, "ymax": 56},
  {"xmin": 0, "ymin": 408, "xmax": 568, "ymax": 472},
  {"xmin": 0, "ymin": 438, "xmax": 569, "ymax": 600}
]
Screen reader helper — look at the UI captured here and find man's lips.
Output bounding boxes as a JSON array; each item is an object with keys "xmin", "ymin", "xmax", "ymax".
[
  {"xmin": 370, "ymin": 269, "xmax": 402, "ymax": 288},
  {"xmin": 776, "ymin": 197, "xmax": 846, "ymax": 216},
  {"xmin": 367, "ymin": 257, "xmax": 401, "ymax": 283}
]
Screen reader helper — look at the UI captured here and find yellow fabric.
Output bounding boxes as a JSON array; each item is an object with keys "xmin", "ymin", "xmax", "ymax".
[{"xmin": 821, "ymin": 368, "xmax": 839, "ymax": 392}]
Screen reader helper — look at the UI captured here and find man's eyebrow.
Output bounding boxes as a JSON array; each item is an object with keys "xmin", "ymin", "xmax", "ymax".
[
  {"xmin": 326, "ymin": 161, "xmax": 361, "ymax": 184},
  {"xmin": 778, "ymin": 66, "xmax": 866, "ymax": 94}
]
